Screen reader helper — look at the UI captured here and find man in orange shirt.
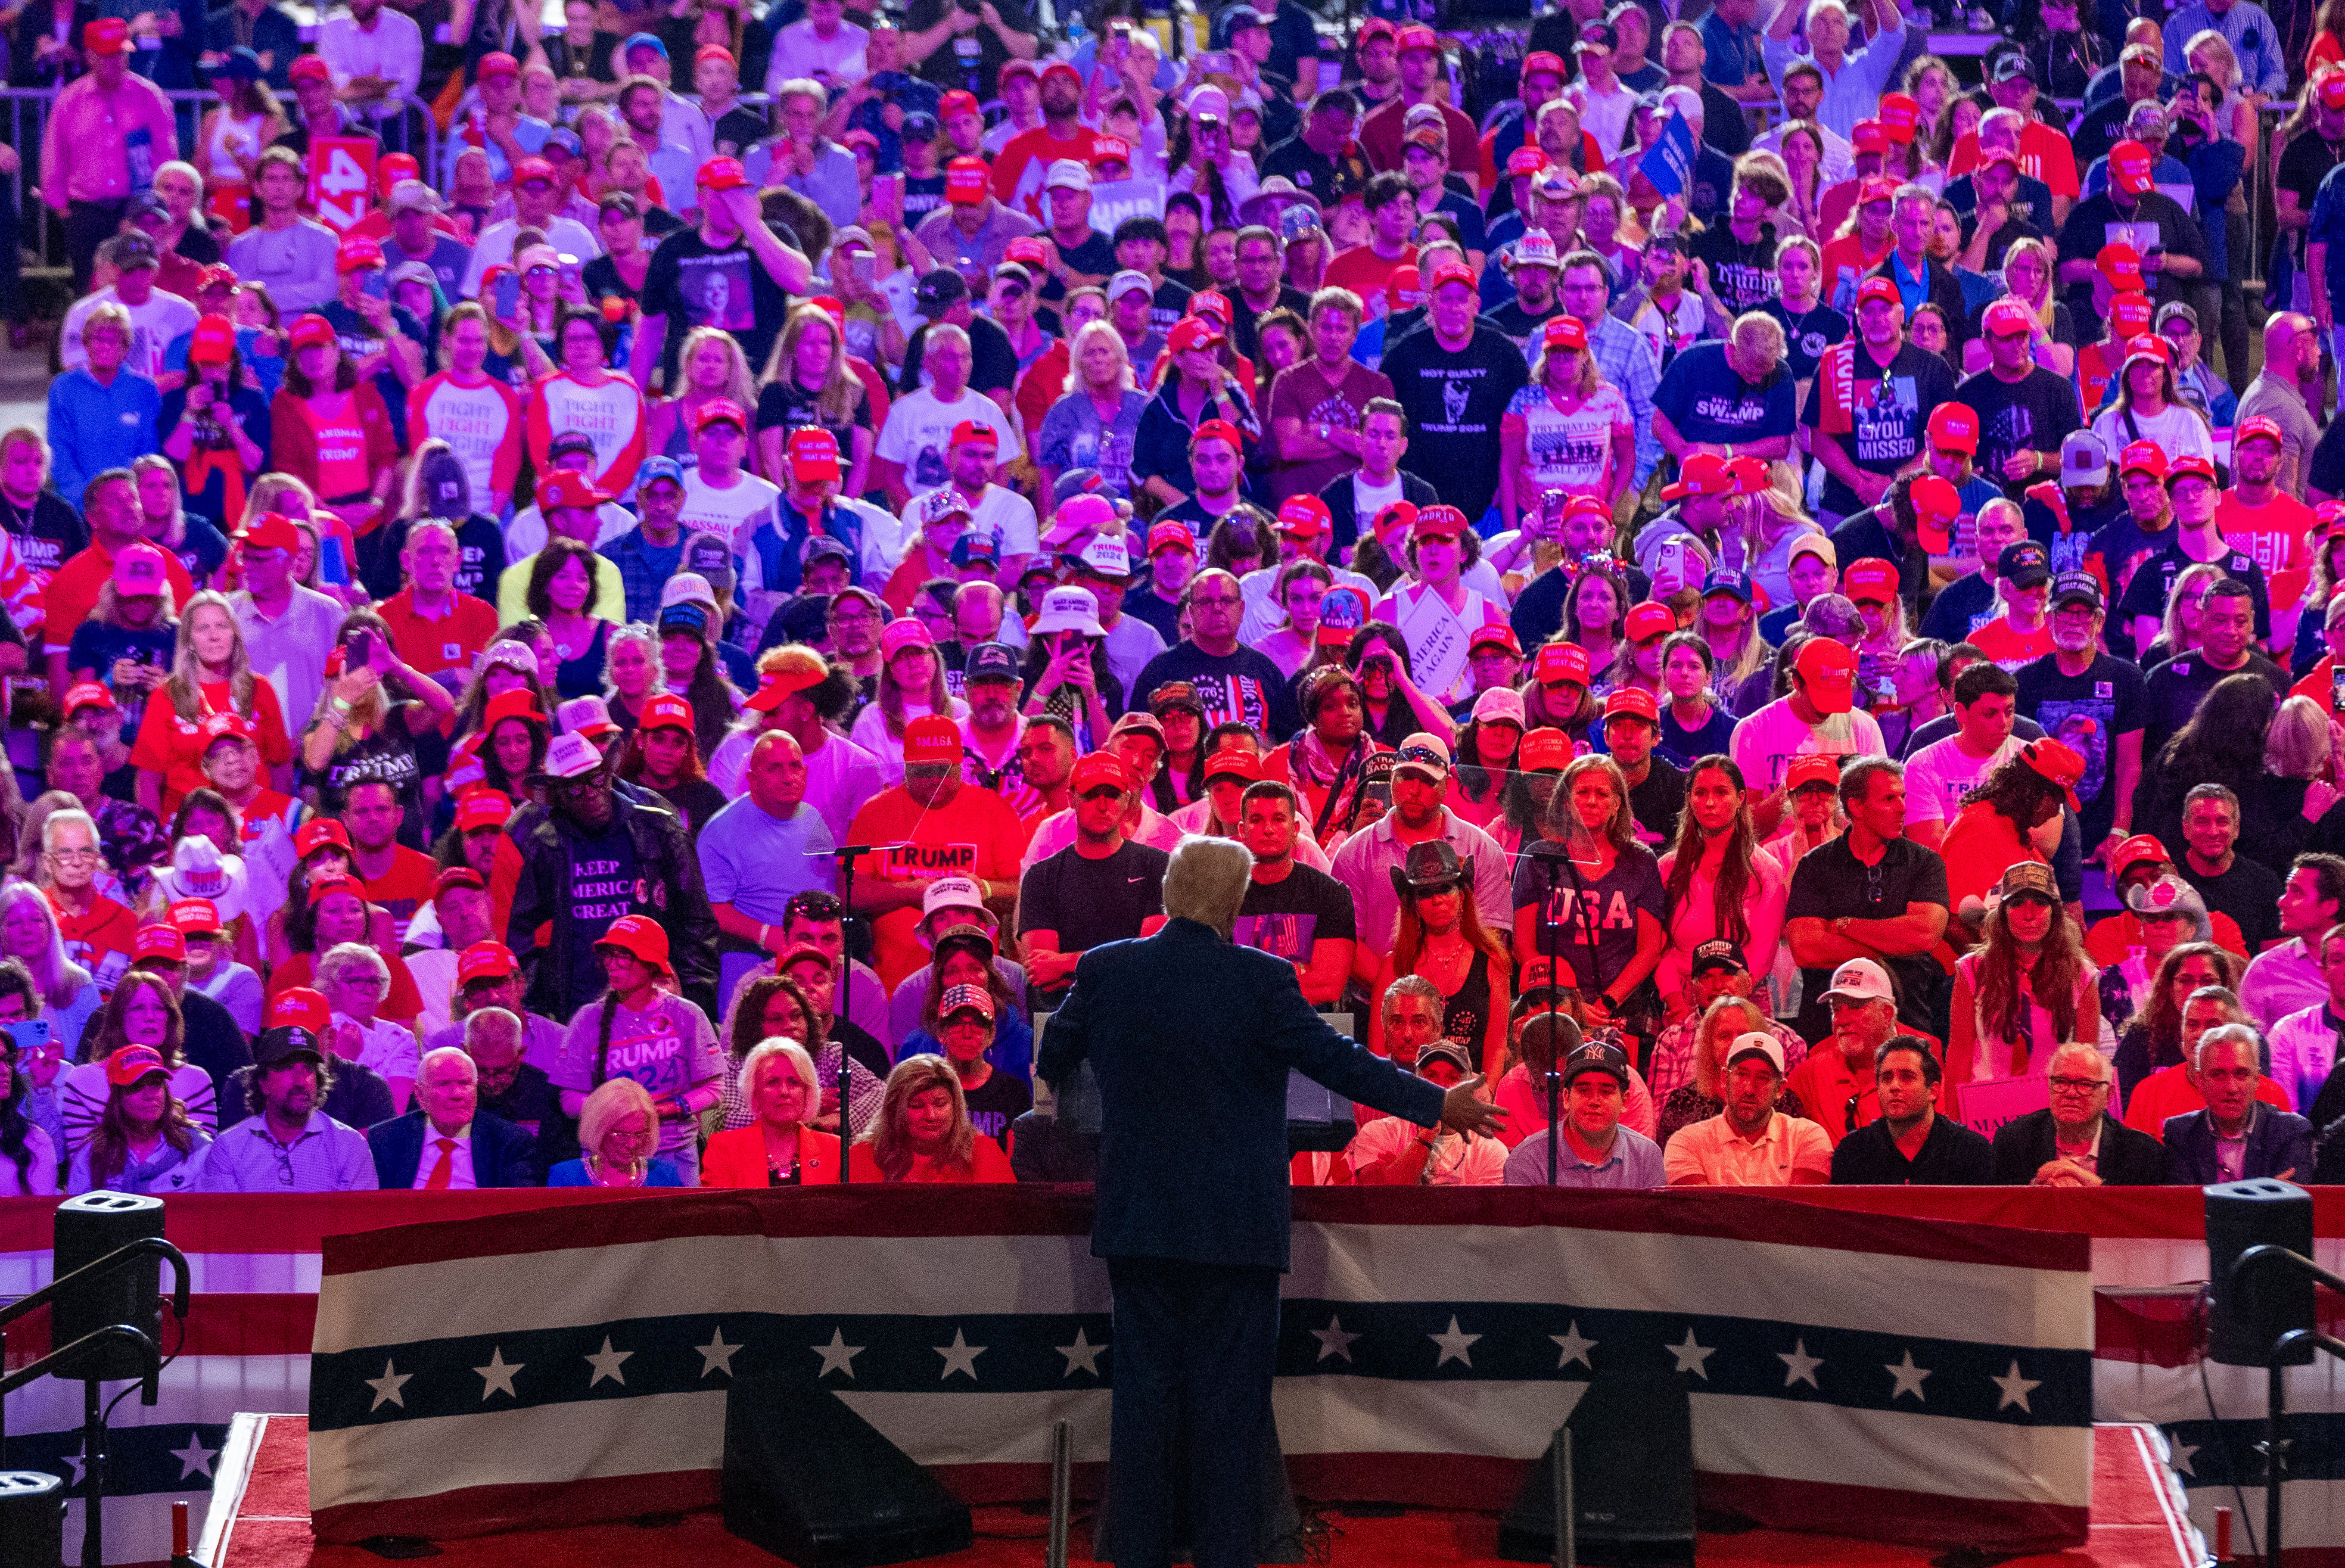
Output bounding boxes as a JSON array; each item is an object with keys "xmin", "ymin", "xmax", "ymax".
[
  {"xmin": 41, "ymin": 467, "xmax": 195, "ymax": 690},
  {"xmin": 846, "ymin": 714, "xmax": 1027, "ymax": 990},
  {"xmin": 344, "ymin": 779, "xmax": 441, "ymax": 942}
]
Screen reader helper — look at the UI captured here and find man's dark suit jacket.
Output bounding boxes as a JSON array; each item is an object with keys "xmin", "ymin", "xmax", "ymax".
[
  {"xmin": 366, "ymin": 1110, "xmax": 540, "ymax": 1189},
  {"xmin": 2162, "ymin": 1102, "xmax": 2315, "ymax": 1186},
  {"xmin": 1039, "ymin": 916, "xmax": 1444, "ymax": 1270},
  {"xmin": 1992, "ymin": 1109, "xmax": 2170, "ymax": 1186}
]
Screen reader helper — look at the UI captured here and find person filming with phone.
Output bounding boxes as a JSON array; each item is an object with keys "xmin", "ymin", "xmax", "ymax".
[{"xmin": 298, "ymin": 609, "xmax": 456, "ymax": 850}]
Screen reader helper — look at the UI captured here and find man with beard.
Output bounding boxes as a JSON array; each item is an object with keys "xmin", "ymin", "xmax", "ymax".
[
  {"xmin": 2217, "ymin": 418, "xmax": 2315, "ymax": 645},
  {"xmin": 991, "ymin": 61, "xmax": 1106, "ymax": 220},
  {"xmin": 197, "ymin": 1015, "xmax": 380, "ymax": 1190},
  {"xmin": 508, "ymin": 730, "xmax": 721, "ymax": 1022},
  {"xmin": 2013, "ymin": 574, "xmax": 2147, "ymax": 858},
  {"xmin": 1828, "ymin": 1034, "xmax": 1994, "ymax": 1182},
  {"xmin": 1955, "ymin": 297, "xmax": 2086, "ymax": 501}
]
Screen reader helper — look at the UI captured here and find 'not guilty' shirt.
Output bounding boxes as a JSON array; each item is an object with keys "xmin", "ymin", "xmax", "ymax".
[{"xmin": 1379, "ymin": 323, "xmax": 1530, "ymax": 526}]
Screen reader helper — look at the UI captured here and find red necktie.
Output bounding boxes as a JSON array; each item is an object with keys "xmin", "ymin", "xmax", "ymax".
[{"xmin": 424, "ymin": 1137, "xmax": 458, "ymax": 1191}]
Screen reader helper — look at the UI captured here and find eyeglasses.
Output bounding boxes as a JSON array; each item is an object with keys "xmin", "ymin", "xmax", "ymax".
[
  {"xmin": 2048, "ymin": 1076, "xmax": 2105, "ymax": 1093},
  {"xmin": 46, "ymin": 848, "xmax": 100, "ymax": 864}
]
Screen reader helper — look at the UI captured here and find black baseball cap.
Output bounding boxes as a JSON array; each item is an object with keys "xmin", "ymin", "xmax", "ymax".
[
  {"xmin": 2049, "ymin": 571, "xmax": 2102, "ymax": 610},
  {"xmin": 965, "ymin": 642, "xmax": 1021, "ymax": 684},
  {"xmin": 1562, "ymin": 1039, "xmax": 1631, "ymax": 1087},
  {"xmin": 253, "ymin": 1026, "xmax": 324, "ymax": 1068},
  {"xmin": 1688, "ymin": 939, "xmax": 1749, "ymax": 977},
  {"xmin": 1996, "ymin": 540, "xmax": 2052, "ymax": 590}
]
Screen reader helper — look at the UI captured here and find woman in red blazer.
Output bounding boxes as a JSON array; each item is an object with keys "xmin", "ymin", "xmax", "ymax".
[{"xmin": 701, "ymin": 1040, "xmax": 841, "ymax": 1187}]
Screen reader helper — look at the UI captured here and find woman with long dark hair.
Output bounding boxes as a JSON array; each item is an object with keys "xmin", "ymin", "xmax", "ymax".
[
  {"xmin": 67, "ymin": 1043, "xmax": 208, "ymax": 1194},
  {"xmin": 269, "ymin": 316, "xmax": 398, "ymax": 534},
  {"xmin": 1348, "ymin": 622, "xmax": 1457, "ymax": 749},
  {"xmin": 1370, "ymin": 842, "xmax": 1513, "ymax": 1078},
  {"xmin": 615, "ymin": 693, "xmax": 727, "ymax": 839},
  {"xmin": 1447, "ymin": 690, "xmax": 1525, "ymax": 845},
  {"xmin": 656, "ymin": 599, "xmax": 742, "ymax": 763},
  {"xmin": 449, "ymin": 634, "xmax": 558, "ymax": 747},
  {"xmin": 1266, "ymin": 666, "xmax": 1391, "ymax": 847},
  {"xmin": 58, "ymin": 970, "xmax": 216, "ymax": 1161},
  {"xmin": 2110, "ymin": 942, "xmax": 2242, "ymax": 1108},
  {"xmin": 1513, "ymin": 755, "xmax": 1668, "ymax": 1038},
  {"xmin": 1939, "ymin": 739, "xmax": 2084, "ymax": 936},
  {"xmin": 478, "ymin": 688, "xmax": 549, "ymax": 803},
  {"xmin": 1947, "ymin": 861, "xmax": 2099, "ymax": 1100},
  {"xmin": 721, "ymin": 973, "xmax": 882, "ymax": 1138},
  {"xmin": 1656, "ymin": 756, "xmax": 1786, "ymax": 1017},
  {"xmin": 2137, "ymin": 674, "xmax": 2278, "ymax": 856},
  {"xmin": 524, "ymin": 537, "xmax": 616, "ymax": 700}
]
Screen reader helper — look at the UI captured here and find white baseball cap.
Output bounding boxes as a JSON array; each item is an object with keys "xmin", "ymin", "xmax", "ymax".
[
  {"xmin": 1725, "ymin": 1031, "xmax": 1785, "ymax": 1074},
  {"xmin": 540, "ymin": 731, "xmax": 604, "ymax": 780},
  {"xmin": 1821, "ymin": 958, "xmax": 1895, "ymax": 1007},
  {"xmin": 1032, "ymin": 586, "xmax": 1105, "ymax": 636},
  {"xmin": 916, "ymin": 875, "xmax": 1000, "ymax": 945},
  {"xmin": 1044, "ymin": 158, "xmax": 1091, "ymax": 192}
]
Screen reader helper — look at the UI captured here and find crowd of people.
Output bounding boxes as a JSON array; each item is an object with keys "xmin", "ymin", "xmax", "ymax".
[{"xmin": 8, "ymin": 0, "xmax": 2345, "ymax": 1194}]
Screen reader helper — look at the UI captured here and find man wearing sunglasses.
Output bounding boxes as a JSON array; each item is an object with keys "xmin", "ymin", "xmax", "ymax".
[{"xmin": 1018, "ymin": 752, "xmax": 1170, "ymax": 1000}]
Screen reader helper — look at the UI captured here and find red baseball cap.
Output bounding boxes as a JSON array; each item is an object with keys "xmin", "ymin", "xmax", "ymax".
[
  {"xmin": 1926, "ymin": 402, "xmax": 1977, "ymax": 455},
  {"xmin": 294, "ymin": 819, "xmax": 351, "ymax": 859},
  {"xmin": 1520, "ymin": 49, "xmax": 1566, "ymax": 79},
  {"xmin": 2164, "ymin": 453, "xmax": 2218, "ymax": 487},
  {"xmin": 1276, "ymin": 494, "xmax": 1332, "ymax": 537},
  {"xmin": 1843, "ymin": 558, "xmax": 1899, "ymax": 605},
  {"xmin": 512, "ymin": 156, "xmax": 555, "ymax": 186},
  {"xmin": 306, "ymin": 871, "xmax": 363, "ymax": 909},
  {"xmin": 788, "ymin": 427, "xmax": 842, "ymax": 483},
  {"xmin": 1192, "ymin": 416, "xmax": 1244, "ymax": 453},
  {"xmin": 1854, "ymin": 276, "xmax": 1902, "ymax": 313},
  {"xmin": 1147, "ymin": 521, "xmax": 1196, "ymax": 557},
  {"xmin": 1519, "ymin": 727, "xmax": 1573, "ymax": 770},
  {"xmin": 1071, "ymin": 752, "xmax": 1134, "ymax": 793},
  {"xmin": 694, "ymin": 397, "xmax": 748, "ymax": 435},
  {"xmin": 1541, "ymin": 314, "xmax": 1587, "ymax": 354},
  {"xmin": 696, "ymin": 155, "xmax": 750, "ymax": 191},
  {"xmin": 2098, "ymin": 241, "xmax": 2145, "ymax": 290},
  {"xmin": 1168, "ymin": 316, "xmax": 1224, "ymax": 354},
  {"xmin": 940, "ymin": 88, "xmax": 982, "ymax": 119},
  {"xmin": 903, "ymin": 713, "xmax": 963, "ymax": 767},
  {"xmin": 334, "ymin": 237, "xmax": 385, "ymax": 275},
  {"xmin": 1851, "ymin": 120, "xmax": 1888, "ymax": 156},
  {"xmin": 1202, "ymin": 747, "xmax": 1262, "ymax": 783},
  {"xmin": 595, "ymin": 914, "xmax": 671, "ymax": 970},
  {"xmin": 1793, "ymin": 638, "xmax": 1859, "ymax": 714},
  {"xmin": 537, "ymin": 469, "xmax": 611, "ymax": 511},
  {"xmin": 188, "ymin": 313, "xmax": 237, "ymax": 366},
  {"xmin": 433, "ymin": 866, "xmax": 487, "ymax": 903},
  {"xmin": 268, "ymin": 986, "xmax": 331, "ymax": 1034},
  {"xmin": 950, "ymin": 418, "xmax": 1000, "ymax": 450},
  {"xmin": 1660, "ymin": 452, "xmax": 1733, "ymax": 501},
  {"xmin": 1411, "ymin": 504, "xmax": 1469, "ymax": 539},
  {"xmin": 1533, "ymin": 642, "xmax": 1591, "ymax": 687},
  {"xmin": 2321, "ymin": 69, "xmax": 2345, "ymax": 113},
  {"xmin": 199, "ymin": 711, "xmax": 256, "ymax": 749},
  {"xmin": 1786, "ymin": 754, "xmax": 1843, "ymax": 792},
  {"xmin": 1386, "ymin": 266, "xmax": 1424, "ymax": 312},
  {"xmin": 2118, "ymin": 439, "xmax": 2167, "ymax": 480},
  {"xmin": 132, "ymin": 924, "xmax": 186, "ymax": 965},
  {"xmin": 946, "ymin": 156, "xmax": 990, "ymax": 203},
  {"xmin": 2107, "ymin": 291, "xmax": 2154, "ymax": 334},
  {"xmin": 84, "ymin": 17, "xmax": 129, "ymax": 54},
  {"xmin": 63, "ymin": 681, "xmax": 115, "ymax": 715},
  {"xmin": 1426, "ymin": 257, "xmax": 1476, "ymax": 294},
  {"xmin": 167, "ymin": 898, "xmax": 222, "ymax": 937},
  {"xmin": 238, "ymin": 511, "xmax": 301, "ymax": 552},
  {"xmin": 1397, "ymin": 23, "xmax": 1441, "ymax": 53},
  {"xmin": 1187, "ymin": 290, "xmax": 1234, "ymax": 326},
  {"xmin": 1877, "ymin": 92, "xmax": 1920, "ymax": 142},
  {"xmin": 2239, "ymin": 415, "xmax": 2285, "ymax": 451},
  {"xmin": 288, "ymin": 52, "xmax": 330, "ymax": 82},
  {"xmin": 1907, "ymin": 474, "xmax": 1961, "ymax": 554},
  {"xmin": 455, "ymin": 791, "xmax": 514, "ymax": 832},
  {"xmin": 1507, "ymin": 146, "xmax": 1548, "ymax": 177},
  {"xmin": 457, "ymin": 941, "xmax": 519, "ymax": 985},
  {"xmin": 105, "ymin": 1045, "xmax": 168, "ymax": 1087},
  {"xmin": 1981, "ymin": 298, "xmax": 2035, "ymax": 338},
  {"xmin": 1468, "ymin": 623, "xmax": 1522, "ymax": 657},
  {"xmin": 1603, "ymin": 686, "xmax": 1659, "ymax": 724},
  {"xmin": 288, "ymin": 313, "xmax": 337, "ymax": 352},
  {"xmin": 2109, "ymin": 140, "xmax": 2155, "ymax": 197},
  {"xmin": 477, "ymin": 50, "xmax": 520, "ymax": 79},
  {"xmin": 1625, "ymin": 601, "xmax": 1676, "ymax": 641},
  {"xmin": 640, "ymin": 693, "xmax": 695, "ymax": 734}
]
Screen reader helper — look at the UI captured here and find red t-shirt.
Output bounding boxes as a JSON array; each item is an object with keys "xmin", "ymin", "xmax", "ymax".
[
  {"xmin": 2077, "ymin": 340, "xmax": 2121, "ymax": 419},
  {"xmin": 361, "ymin": 845, "xmax": 444, "ymax": 944},
  {"xmin": 1819, "ymin": 234, "xmax": 1890, "ymax": 312},
  {"xmin": 268, "ymin": 947, "xmax": 426, "ymax": 1023},
  {"xmin": 846, "ymin": 1137, "xmax": 1015, "ymax": 1183},
  {"xmin": 126, "ymin": 679, "xmax": 294, "ymax": 819},
  {"xmin": 1948, "ymin": 123, "xmax": 2080, "ymax": 197},
  {"xmin": 2218, "ymin": 490, "xmax": 2315, "ymax": 614},
  {"xmin": 991, "ymin": 123, "xmax": 1108, "ymax": 219},
  {"xmin": 376, "ymin": 587, "xmax": 502, "ymax": 689},
  {"xmin": 847, "ymin": 783, "xmax": 1028, "ymax": 990},
  {"xmin": 1967, "ymin": 614, "xmax": 2057, "ymax": 671},
  {"xmin": 51, "ymin": 893, "xmax": 137, "ymax": 993},
  {"xmin": 1322, "ymin": 244, "xmax": 1419, "ymax": 318}
]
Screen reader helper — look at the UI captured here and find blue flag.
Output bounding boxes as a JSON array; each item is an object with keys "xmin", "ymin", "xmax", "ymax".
[{"xmin": 1642, "ymin": 111, "xmax": 1698, "ymax": 201}]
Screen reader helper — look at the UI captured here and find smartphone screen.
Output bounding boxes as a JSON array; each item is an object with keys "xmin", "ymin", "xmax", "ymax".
[
  {"xmin": 2331, "ymin": 665, "xmax": 2345, "ymax": 717},
  {"xmin": 558, "ymin": 254, "xmax": 580, "ymax": 293},
  {"xmin": 493, "ymin": 271, "xmax": 520, "ymax": 322},
  {"xmin": 343, "ymin": 626, "xmax": 373, "ymax": 667},
  {"xmin": 851, "ymin": 250, "xmax": 877, "ymax": 287},
  {"xmin": 360, "ymin": 270, "xmax": 388, "ymax": 301},
  {"xmin": 4, "ymin": 1020, "xmax": 49, "ymax": 1058}
]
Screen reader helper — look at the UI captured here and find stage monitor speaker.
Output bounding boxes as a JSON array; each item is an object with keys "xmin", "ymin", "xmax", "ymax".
[
  {"xmin": 721, "ymin": 1373, "xmax": 971, "ymax": 1568},
  {"xmin": 2207, "ymin": 1178, "xmax": 2316, "ymax": 1367},
  {"xmin": 1498, "ymin": 1370, "xmax": 1696, "ymax": 1565},
  {"xmin": 51, "ymin": 1191, "xmax": 164, "ymax": 1382},
  {"xmin": 0, "ymin": 1470, "xmax": 66, "ymax": 1566}
]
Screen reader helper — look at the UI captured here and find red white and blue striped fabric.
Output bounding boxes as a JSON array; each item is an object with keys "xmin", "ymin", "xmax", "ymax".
[{"xmin": 304, "ymin": 1187, "xmax": 2097, "ymax": 1554}]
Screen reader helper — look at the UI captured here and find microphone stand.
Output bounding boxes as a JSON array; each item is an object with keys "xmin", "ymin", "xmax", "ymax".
[
  {"xmin": 1544, "ymin": 853, "xmax": 1563, "ymax": 1187},
  {"xmin": 830, "ymin": 844, "xmax": 880, "ymax": 1185}
]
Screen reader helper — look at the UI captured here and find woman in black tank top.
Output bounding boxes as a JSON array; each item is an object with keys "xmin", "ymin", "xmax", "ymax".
[{"xmin": 1368, "ymin": 838, "xmax": 1514, "ymax": 1079}]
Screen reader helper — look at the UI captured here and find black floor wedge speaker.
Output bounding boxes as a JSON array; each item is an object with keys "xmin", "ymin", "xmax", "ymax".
[
  {"xmin": 721, "ymin": 1373, "xmax": 971, "ymax": 1567},
  {"xmin": 51, "ymin": 1191, "xmax": 164, "ymax": 1382},
  {"xmin": 0, "ymin": 1470, "xmax": 66, "ymax": 1566},
  {"xmin": 1498, "ymin": 1371, "xmax": 1696, "ymax": 1565},
  {"xmin": 2207, "ymin": 1178, "xmax": 2317, "ymax": 1367}
]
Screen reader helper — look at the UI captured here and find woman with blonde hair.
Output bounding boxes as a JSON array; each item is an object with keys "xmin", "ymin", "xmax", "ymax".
[
  {"xmin": 549, "ymin": 1078, "xmax": 690, "ymax": 1187},
  {"xmin": 1946, "ymin": 861, "xmax": 2098, "ymax": 1098},
  {"xmin": 847, "ymin": 1053, "xmax": 1015, "ymax": 1183},
  {"xmin": 2183, "ymin": 30, "xmax": 2260, "ymax": 143},
  {"xmin": 1036, "ymin": 318, "xmax": 1149, "ymax": 502},
  {"xmin": 1655, "ymin": 993, "xmax": 1808, "ymax": 1144},
  {"xmin": 2091, "ymin": 335, "xmax": 2216, "ymax": 467},
  {"xmin": 127, "ymin": 590, "xmax": 293, "ymax": 819},
  {"xmin": 848, "ymin": 618, "xmax": 966, "ymax": 785},
  {"xmin": 1498, "ymin": 315, "xmax": 1634, "ymax": 530},
  {"xmin": 0, "ymin": 885, "xmax": 98, "ymax": 1055},
  {"xmin": 755, "ymin": 303, "xmax": 873, "ymax": 493},
  {"xmin": 642, "ymin": 325, "xmax": 757, "ymax": 474},
  {"xmin": 702, "ymin": 1040, "xmax": 843, "ymax": 1186},
  {"xmin": 1514, "ymin": 755, "xmax": 1668, "ymax": 1035},
  {"xmin": 1961, "ymin": 237, "xmax": 2076, "ymax": 377},
  {"xmin": 2253, "ymin": 694, "xmax": 2345, "ymax": 864}
]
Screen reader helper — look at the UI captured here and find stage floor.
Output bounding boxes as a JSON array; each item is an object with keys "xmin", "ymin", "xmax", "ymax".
[{"xmin": 208, "ymin": 1418, "xmax": 2203, "ymax": 1568}]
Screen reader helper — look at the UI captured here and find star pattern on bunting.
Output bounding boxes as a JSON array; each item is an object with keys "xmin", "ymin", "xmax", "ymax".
[
  {"xmin": 936, "ymin": 1327, "xmax": 985, "ymax": 1380},
  {"xmin": 366, "ymin": 1359, "xmax": 414, "ymax": 1411},
  {"xmin": 1430, "ymin": 1317, "xmax": 1481, "ymax": 1368},
  {"xmin": 1884, "ymin": 1349, "xmax": 1931, "ymax": 1402},
  {"xmin": 2168, "ymin": 1439, "xmax": 2197, "ymax": 1477},
  {"xmin": 1313, "ymin": 1315, "xmax": 1360, "ymax": 1362},
  {"xmin": 698, "ymin": 1329, "xmax": 741, "ymax": 1379},
  {"xmin": 1668, "ymin": 1329, "xmax": 1715, "ymax": 1379},
  {"xmin": 585, "ymin": 1337, "xmax": 633, "ymax": 1387},
  {"xmin": 1779, "ymin": 1339, "xmax": 1822, "ymax": 1389},
  {"xmin": 813, "ymin": 1328, "xmax": 863, "ymax": 1379},
  {"xmin": 170, "ymin": 1432, "xmax": 219, "ymax": 1481},
  {"xmin": 1550, "ymin": 1322, "xmax": 1596, "ymax": 1370},
  {"xmin": 63, "ymin": 1446, "xmax": 86, "ymax": 1485},
  {"xmin": 1990, "ymin": 1361, "xmax": 2039, "ymax": 1414},
  {"xmin": 1058, "ymin": 1328, "xmax": 1105, "ymax": 1377},
  {"xmin": 474, "ymin": 1348, "xmax": 523, "ymax": 1401}
]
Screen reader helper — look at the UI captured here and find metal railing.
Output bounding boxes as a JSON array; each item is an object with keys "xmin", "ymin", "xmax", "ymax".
[{"xmin": 1, "ymin": 84, "xmax": 440, "ymax": 281}]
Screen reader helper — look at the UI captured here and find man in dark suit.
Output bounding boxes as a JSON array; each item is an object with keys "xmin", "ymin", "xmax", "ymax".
[
  {"xmin": 1040, "ymin": 835, "xmax": 1502, "ymax": 1568},
  {"xmin": 2161, "ymin": 1026, "xmax": 2315, "ymax": 1184},
  {"xmin": 366, "ymin": 1046, "xmax": 539, "ymax": 1189},
  {"xmin": 1992, "ymin": 1043, "xmax": 2168, "ymax": 1186}
]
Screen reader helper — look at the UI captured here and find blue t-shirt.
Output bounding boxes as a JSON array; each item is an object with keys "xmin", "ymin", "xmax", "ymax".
[
  {"xmin": 2306, "ymin": 160, "xmax": 2345, "ymax": 306},
  {"xmin": 1700, "ymin": 11, "xmax": 1764, "ymax": 86},
  {"xmin": 694, "ymin": 797, "xmax": 839, "ymax": 924},
  {"xmin": 1651, "ymin": 343, "xmax": 1797, "ymax": 446},
  {"xmin": 65, "ymin": 623, "xmax": 175, "ymax": 742}
]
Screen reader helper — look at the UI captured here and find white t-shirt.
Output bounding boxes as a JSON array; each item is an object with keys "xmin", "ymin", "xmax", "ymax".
[
  {"xmin": 2089, "ymin": 400, "xmax": 2215, "ymax": 471},
  {"xmin": 61, "ymin": 286, "xmax": 201, "ymax": 380},
  {"xmin": 458, "ymin": 216, "xmax": 604, "ymax": 298},
  {"xmin": 956, "ymin": 484, "xmax": 1041, "ymax": 561},
  {"xmin": 1727, "ymin": 697, "xmax": 1889, "ymax": 795},
  {"xmin": 874, "ymin": 388, "xmax": 1027, "ymax": 494},
  {"xmin": 679, "ymin": 469, "xmax": 782, "ymax": 551},
  {"xmin": 1237, "ymin": 561, "xmax": 1379, "ymax": 643},
  {"xmin": 1344, "ymin": 1117, "xmax": 1506, "ymax": 1184},
  {"xmin": 1902, "ymin": 733, "xmax": 2023, "ymax": 828}
]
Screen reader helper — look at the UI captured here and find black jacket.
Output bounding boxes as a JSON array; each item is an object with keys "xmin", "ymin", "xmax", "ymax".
[
  {"xmin": 507, "ymin": 792, "xmax": 722, "ymax": 1023},
  {"xmin": 1318, "ymin": 468, "xmax": 1440, "ymax": 559},
  {"xmin": 1861, "ymin": 254, "xmax": 1975, "ymax": 351},
  {"xmin": 1991, "ymin": 1109, "xmax": 2170, "ymax": 1186},
  {"xmin": 1828, "ymin": 1113, "xmax": 1996, "ymax": 1185}
]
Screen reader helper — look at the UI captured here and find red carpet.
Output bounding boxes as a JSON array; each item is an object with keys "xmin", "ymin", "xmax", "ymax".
[{"xmin": 212, "ymin": 1417, "xmax": 2199, "ymax": 1568}]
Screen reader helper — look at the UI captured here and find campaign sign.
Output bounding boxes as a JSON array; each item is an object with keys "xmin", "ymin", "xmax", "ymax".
[
  {"xmin": 1955, "ymin": 1073, "xmax": 2050, "ymax": 1138},
  {"xmin": 884, "ymin": 842, "xmax": 978, "ymax": 879},
  {"xmin": 309, "ymin": 137, "xmax": 379, "ymax": 233},
  {"xmin": 1088, "ymin": 177, "xmax": 1168, "ymax": 238}
]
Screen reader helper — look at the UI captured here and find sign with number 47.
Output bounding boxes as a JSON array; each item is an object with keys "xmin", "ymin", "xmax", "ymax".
[{"xmin": 309, "ymin": 138, "xmax": 378, "ymax": 234}]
